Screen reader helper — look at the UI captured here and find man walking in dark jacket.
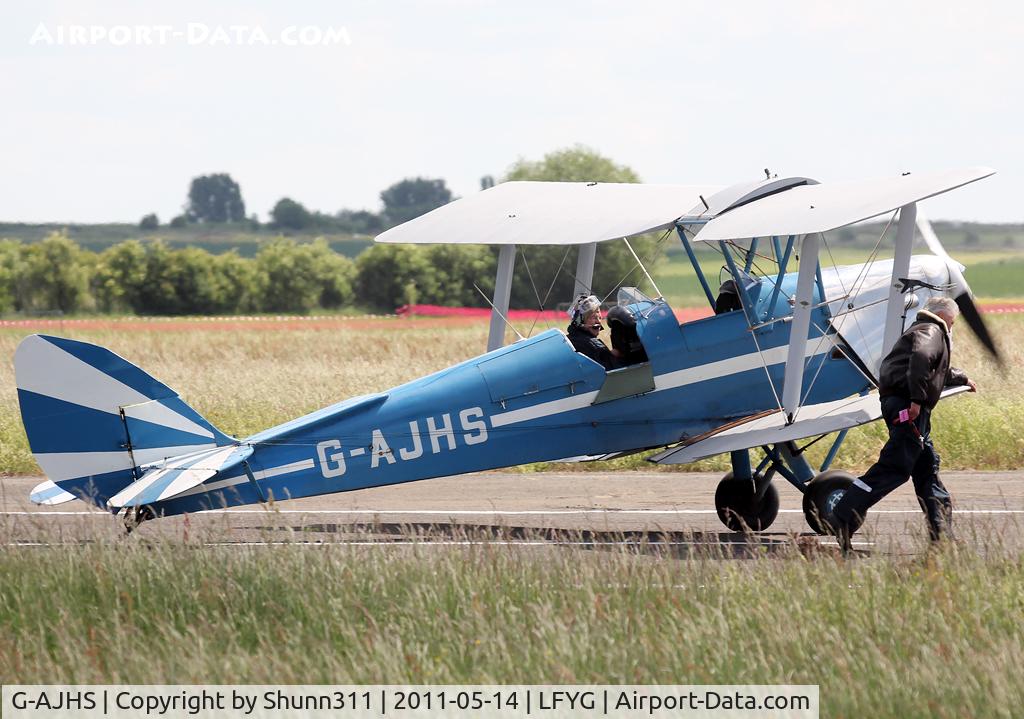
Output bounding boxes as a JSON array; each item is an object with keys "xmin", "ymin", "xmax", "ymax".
[{"xmin": 832, "ymin": 296, "xmax": 977, "ymax": 549}]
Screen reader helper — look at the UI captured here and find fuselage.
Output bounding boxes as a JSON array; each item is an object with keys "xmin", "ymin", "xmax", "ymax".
[{"xmin": 152, "ymin": 255, "xmax": 943, "ymax": 517}]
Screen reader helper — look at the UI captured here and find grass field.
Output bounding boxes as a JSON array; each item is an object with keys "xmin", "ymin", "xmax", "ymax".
[
  {"xmin": 0, "ymin": 312, "xmax": 1021, "ymax": 476},
  {"xmin": 1, "ymin": 528, "xmax": 1023, "ymax": 716}
]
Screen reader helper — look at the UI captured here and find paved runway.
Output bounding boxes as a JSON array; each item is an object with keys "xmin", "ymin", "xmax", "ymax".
[{"xmin": 3, "ymin": 471, "xmax": 1023, "ymax": 556}]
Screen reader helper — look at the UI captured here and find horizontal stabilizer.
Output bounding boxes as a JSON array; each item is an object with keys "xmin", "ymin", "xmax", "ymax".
[
  {"xmin": 108, "ymin": 444, "xmax": 253, "ymax": 508},
  {"xmin": 30, "ymin": 479, "xmax": 77, "ymax": 506},
  {"xmin": 649, "ymin": 387, "xmax": 971, "ymax": 465}
]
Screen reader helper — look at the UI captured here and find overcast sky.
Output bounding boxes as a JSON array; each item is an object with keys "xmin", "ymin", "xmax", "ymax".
[{"xmin": 2, "ymin": 1, "xmax": 1021, "ymax": 224}]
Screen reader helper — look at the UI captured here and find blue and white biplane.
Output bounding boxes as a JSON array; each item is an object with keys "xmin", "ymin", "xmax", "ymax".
[{"xmin": 16, "ymin": 167, "xmax": 1000, "ymax": 533}]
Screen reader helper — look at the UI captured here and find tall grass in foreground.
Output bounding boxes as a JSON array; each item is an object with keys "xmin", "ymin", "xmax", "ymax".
[
  {"xmin": 1, "ymin": 520, "xmax": 1023, "ymax": 718},
  {"xmin": 0, "ymin": 314, "xmax": 1021, "ymax": 474}
]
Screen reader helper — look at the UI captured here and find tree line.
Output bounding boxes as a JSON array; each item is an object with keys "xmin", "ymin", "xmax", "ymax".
[
  {"xmin": 143, "ymin": 173, "xmax": 455, "ymax": 236},
  {"xmin": 0, "ymin": 233, "xmax": 490, "ymax": 315},
  {"xmin": 0, "ymin": 230, "xmax": 656, "ymax": 315}
]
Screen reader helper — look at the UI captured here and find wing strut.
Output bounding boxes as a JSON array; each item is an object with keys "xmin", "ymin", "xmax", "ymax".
[
  {"xmin": 487, "ymin": 244, "xmax": 517, "ymax": 351},
  {"xmin": 882, "ymin": 203, "xmax": 916, "ymax": 355},
  {"xmin": 781, "ymin": 233, "xmax": 820, "ymax": 423},
  {"xmin": 573, "ymin": 242, "xmax": 597, "ymax": 296},
  {"xmin": 676, "ymin": 225, "xmax": 716, "ymax": 309}
]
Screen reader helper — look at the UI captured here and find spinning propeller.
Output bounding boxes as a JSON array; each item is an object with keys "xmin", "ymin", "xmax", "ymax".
[{"xmin": 915, "ymin": 211, "xmax": 1002, "ymax": 363}]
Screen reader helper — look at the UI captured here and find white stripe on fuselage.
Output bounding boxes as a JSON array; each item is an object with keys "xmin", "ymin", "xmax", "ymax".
[
  {"xmin": 490, "ymin": 391, "xmax": 601, "ymax": 428},
  {"xmin": 653, "ymin": 342, "xmax": 799, "ymax": 392},
  {"xmin": 490, "ymin": 341, "xmax": 832, "ymax": 428}
]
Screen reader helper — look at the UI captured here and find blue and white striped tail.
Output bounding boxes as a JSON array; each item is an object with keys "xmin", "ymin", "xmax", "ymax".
[{"xmin": 15, "ymin": 334, "xmax": 235, "ymax": 509}]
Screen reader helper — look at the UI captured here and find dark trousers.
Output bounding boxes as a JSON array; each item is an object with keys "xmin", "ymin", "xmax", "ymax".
[{"xmin": 833, "ymin": 395, "xmax": 953, "ymax": 540}]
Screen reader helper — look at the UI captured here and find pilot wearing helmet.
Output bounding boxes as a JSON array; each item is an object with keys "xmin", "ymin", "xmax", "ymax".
[{"xmin": 566, "ymin": 294, "xmax": 619, "ymax": 370}]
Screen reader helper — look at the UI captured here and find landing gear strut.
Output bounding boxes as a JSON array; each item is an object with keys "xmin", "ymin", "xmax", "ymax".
[
  {"xmin": 710, "ymin": 433, "xmax": 864, "ymax": 536},
  {"xmin": 757, "ymin": 437, "xmax": 866, "ymax": 537}
]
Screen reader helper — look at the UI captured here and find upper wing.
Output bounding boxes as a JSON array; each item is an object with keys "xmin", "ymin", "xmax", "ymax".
[
  {"xmin": 374, "ymin": 168, "xmax": 994, "ymax": 246},
  {"xmin": 648, "ymin": 386, "xmax": 971, "ymax": 465},
  {"xmin": 375, "ymin": 181, "xmax": 721, "ymax": 246},
  {"xmin": 694, "ymin": 167, "xmax": 994, "ymax": 241}
]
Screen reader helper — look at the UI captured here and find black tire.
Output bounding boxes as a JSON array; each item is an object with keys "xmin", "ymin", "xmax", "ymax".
[
  {"xmin": 715, "ymin": 472, "xmax": 780, "ymax": 532},
  {"xmin": 803, "ymin": 470, "xmax": 864, "ymax": 535}
]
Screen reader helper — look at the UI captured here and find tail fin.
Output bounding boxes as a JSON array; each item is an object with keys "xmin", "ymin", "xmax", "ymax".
[{"xmin": 15, "ymin": 334, "xmax": 234, "ymax": 508}]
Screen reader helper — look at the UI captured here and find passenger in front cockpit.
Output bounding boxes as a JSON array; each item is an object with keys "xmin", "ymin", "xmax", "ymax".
[
  {"xmin": 606, "ymin": 305, "xmax": 648, "ymax": 365},
  {"xmin": 566, "ymin": 294, "xmax": 618, "ymax": 370},
  {"xmin": 714, "ymin": 279, "xmax": 743, "ymax": 314}
]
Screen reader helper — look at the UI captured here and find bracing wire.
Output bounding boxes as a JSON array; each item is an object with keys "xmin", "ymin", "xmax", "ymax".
[
  {"xmin": 519, "ymin": 247, "xmax": 544, "ymax": 311},
  {"xmin": 473, "ymin": 282, "xmax": 525, "ymax": 341},
  {"xmin": 721, "ymin": 241, "xmax": 785, "ymax": 413},
  {"xmin": 819, "ymin": 212, "xmax": 898, "ymax": 369},
  {"xmin": 623, "ymin": 237, "xmax": 663, "ymax": 300},
  {"xmin": 517, "ymin": 247, "xmax": 545, "ymax": 337},
  {"xmin": 599, "ymin": 227, "xmax": 674, "ymax": 305},
  {"xmin": 521, "ymin": 245, "xmax": 572, "ymax": 338}
]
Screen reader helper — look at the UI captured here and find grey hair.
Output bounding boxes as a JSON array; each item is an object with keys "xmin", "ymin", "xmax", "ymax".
[{"xmin": 923, "ymin": 296, "xmax": 959, "ymax": 318}]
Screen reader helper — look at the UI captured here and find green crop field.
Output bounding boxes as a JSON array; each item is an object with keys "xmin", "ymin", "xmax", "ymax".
[
  {"xmin": 0, "ymin": 222, "xmax": 373, "ymax": 258},
  {"xmin": 653, "ymin": 246, "xmax": 1024, "ymax": 309},
  {"xmin": 958, "ymin": 256, "xmax": 1024, "ymax": 299}
]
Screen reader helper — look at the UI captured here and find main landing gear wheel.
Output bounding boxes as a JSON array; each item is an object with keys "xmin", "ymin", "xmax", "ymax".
[
  {"xmin": 802, "ymin": 470, "xmax": 864, "ymax": 536},
  {"xmin": 715, "ymin": 471, "xmax": 780, "ymax": 532}
]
